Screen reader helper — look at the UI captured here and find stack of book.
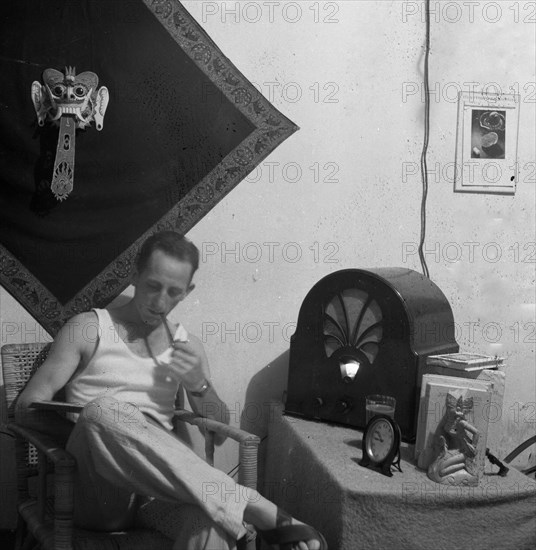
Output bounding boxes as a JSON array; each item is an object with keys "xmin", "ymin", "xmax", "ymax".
[{"xmin": 426, "ymin": 352, "xmax": 504, "ymax": 372}]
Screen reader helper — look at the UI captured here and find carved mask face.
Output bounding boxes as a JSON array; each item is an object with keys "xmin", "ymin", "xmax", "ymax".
[
  {"xmin": 444, "ymin": 393, "xmax": 473, "ymax": 431},
  {"xmin": 43, "ymin": 67, "xmax": 98, "ymax": 124},
  {"xmin": 30, "ymin": 65, "xmax": 109, "ymax": 201}
]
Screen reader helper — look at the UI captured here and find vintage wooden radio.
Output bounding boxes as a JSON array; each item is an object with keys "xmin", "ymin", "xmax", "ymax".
[{"xmin": 285, "ymin": 268, "xmax": 459, "ymax": 441}]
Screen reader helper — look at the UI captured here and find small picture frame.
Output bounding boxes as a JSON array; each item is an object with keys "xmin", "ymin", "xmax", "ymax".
[{"xmin": 454, "ymin": 91, "xmax": 520, "ymax": 194}]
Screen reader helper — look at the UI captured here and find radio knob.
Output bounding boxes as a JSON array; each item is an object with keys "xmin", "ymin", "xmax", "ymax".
[{"xmin": 336, "ymin": 398, "xmax": 353, "ymax": 415}]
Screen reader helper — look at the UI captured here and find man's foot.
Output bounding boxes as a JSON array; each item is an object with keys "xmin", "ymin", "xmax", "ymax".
[
  {"xmin": 243, "ymin": 494, "xmax": 326, "ymax": 550},
  {"xmin": 258, "ymin": 521, "xmax": 327, "ymax": 550}
]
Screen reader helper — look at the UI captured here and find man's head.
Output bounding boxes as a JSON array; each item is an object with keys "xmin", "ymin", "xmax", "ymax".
[
  {"xmin": 133, "ymin": 232, "xmax": 199, "ymax": 324},
  {"xmin": 136, "ymin": 231, "xmax": 199, "ymax": 280}
]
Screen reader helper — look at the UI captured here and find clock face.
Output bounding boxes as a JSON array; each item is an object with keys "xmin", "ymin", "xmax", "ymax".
[{"xmin": 365, "ymin": 418, "xmax": 394, "ymax": 463}]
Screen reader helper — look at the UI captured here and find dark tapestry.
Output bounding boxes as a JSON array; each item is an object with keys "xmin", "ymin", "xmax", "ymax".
[{"xmin": 0, "ymin": 0, "xmax": 298, "ymax": 335}]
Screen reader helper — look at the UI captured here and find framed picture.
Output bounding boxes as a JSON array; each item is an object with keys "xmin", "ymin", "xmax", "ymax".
[{"xmin": 454, "ymin": 91, "xmax": 520, "ymax": 194}]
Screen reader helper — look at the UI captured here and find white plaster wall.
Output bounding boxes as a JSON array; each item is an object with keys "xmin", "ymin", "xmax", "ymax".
[
  {"xmin": 178, "ymin": 0, "xmax": 536, "ymax": 455},
  {"xmin": 1, "ymin": 0, "xmax": 534, "ymax": 527},
  {"xmin": 404, "ymin": 1, "xmax": 536, "ymax": 452}
]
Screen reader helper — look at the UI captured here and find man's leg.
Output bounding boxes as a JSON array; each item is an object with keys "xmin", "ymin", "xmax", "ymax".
[
  {"xmin": 66, "ymin": 397, "xmax": 249, "ymax": 540},
  {"xmin": 66, "ymin": 410, "xmax": 140, "ymax": 531},
  {"xmin": 137, "ymin": 500, "xmax": 236, "ymax": 550}
]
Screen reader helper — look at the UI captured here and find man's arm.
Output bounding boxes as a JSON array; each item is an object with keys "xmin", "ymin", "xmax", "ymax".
[
  {"xmin": 169, "ymin": 334, "xmax": 230, "ymax": 442},
  {"xmin": 14, "ymin": 312, "xmax": 96, "ymax": 442},
  {"xmin": 186, "ymin": 385, "xmax": 230, "ymax": 425}
]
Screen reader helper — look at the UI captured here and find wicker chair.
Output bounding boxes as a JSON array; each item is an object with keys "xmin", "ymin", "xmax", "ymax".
[
  {"xmin": 503, "ymin": 435, "xmax": 536, "ymax": 478},
  {"xmin": 1, "ymin": 342, "xmax": 260, "ymax": 550}
]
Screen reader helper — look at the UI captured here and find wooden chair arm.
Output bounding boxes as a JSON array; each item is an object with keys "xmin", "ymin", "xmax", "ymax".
[
  {"xmin": 174, "ymin": 409, "xmax": 259, "ymax": 550},
  {"xmin": 503, "ymin": 435, "xmax": 536, "ymax": 477},
  {"xmin": 504, "ymin": 435, "xmax": 536, "ymax": 464},
  {"xmin": 173, "ymin": 409, "xmax": 260, "ymax": 445},
  {"xmin": 8, "ymin": 423, "xmax": 75, "ymax": 468},
  {"xmin": 9, "ymin": 421, "xmax": 75, "ymax": 547},
  {"xmin": 174, "ymin": 409, "xmax": 260, "ymax": 491}
]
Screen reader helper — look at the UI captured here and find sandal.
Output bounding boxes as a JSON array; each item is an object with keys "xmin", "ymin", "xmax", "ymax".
[{"xmin": 258, "ymin": 508, "xmax": 328, "ymax": 550}]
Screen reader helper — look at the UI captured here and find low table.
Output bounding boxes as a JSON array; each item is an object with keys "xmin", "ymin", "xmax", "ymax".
[{"xmin": 263, "ymin": 406, "xmax": 536, "ymax": 550}]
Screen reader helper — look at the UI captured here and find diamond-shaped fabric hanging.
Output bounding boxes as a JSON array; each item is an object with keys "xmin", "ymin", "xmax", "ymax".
[{"xmin": 0, "ymin": 0, "xmax": 298, "ymax": 335}]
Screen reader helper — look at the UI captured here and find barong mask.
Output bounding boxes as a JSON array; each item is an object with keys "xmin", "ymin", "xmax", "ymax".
[{"xmin": 31, "ymin": 66, "xmax": 109, "ymax": 201}]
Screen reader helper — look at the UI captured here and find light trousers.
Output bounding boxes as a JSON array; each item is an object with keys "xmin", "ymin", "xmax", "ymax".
[{"xmin": 65, "ymin": 396, "xmax": 251, "ymax": 550}]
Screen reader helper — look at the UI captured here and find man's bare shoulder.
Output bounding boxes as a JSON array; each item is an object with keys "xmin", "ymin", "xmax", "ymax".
[
  {"xmin": 61, "ymin": 310, "xmax": 97, "ymax": 332},
  {"xmin": 55, "ymin": 311, "xmax": 99, "ymax": 352},
  {"xmin": 16, "ymin": 312, "xmax": 99, "ymax": 408},
  {"xmin": 67, "ymin": 311, "xmax": 98, "ymax": 323}
]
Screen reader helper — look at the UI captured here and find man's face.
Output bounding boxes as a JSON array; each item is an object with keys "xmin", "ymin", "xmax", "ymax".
[{"xmin": 133, "ymin": 249, "xmax": 195, "ymax": 325}]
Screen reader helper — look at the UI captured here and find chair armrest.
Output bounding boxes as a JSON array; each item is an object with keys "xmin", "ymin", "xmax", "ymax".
[
  {"xmin": 30, "ymin": 400, "xmax": 83, "ymax": 413},
  {"xmin": 8, "ymin": 423, "xmax": 75, "ymax": 467},
  {"xmin": 504, "ymin": 435, "xmax": 536, "ymax": 476},
  {"xmin": 9, "ymin": 421, "xmax": 76, "ymax": 538},
  {"xmin": 504, "ymin": 435, "xmax": 536, "ymax": 464},
  {"xmin": 174, "ymin": 409, "xmax": 260, "ymax": 490},
  {"xmin": 174, "ymin": 409, "xmax": 260, "ymax": 445}
]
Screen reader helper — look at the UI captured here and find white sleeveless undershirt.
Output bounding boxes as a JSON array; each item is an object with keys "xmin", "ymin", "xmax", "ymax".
[{"xmin": 65, "ymin": 308, "xmax": 188, "ymax": 430}]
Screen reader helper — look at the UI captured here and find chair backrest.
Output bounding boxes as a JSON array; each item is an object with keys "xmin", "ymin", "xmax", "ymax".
[
  {"xmin": 2, "ymin": 342, "xmax": 51, "ymax": 417},
  {"xmin": 2, "ymin": 342, "xmax": 51, "ymax": 469}
]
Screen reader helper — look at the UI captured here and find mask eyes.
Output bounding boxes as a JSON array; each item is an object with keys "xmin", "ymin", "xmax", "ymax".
[
  {"xmin": 74, "ymin": 84, "xmax": 87, "ymax": 97},
  {"xmin": 52, "ymin": 84, "xmax": 66, "ymax": 97}
]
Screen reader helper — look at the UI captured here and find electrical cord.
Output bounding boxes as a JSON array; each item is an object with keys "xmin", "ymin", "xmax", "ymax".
[
  {"xmin": 226, "ymin": 0, "xmax": 434, "ymax": 481},
  {"xmin": 418, "ymin": 0, "xmax": 431, "ymax": 279}
]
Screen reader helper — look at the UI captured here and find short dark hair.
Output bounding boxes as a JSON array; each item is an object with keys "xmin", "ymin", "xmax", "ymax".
[{"xmin": 136, "ymin": 231, "xmax": 199, "ymax": 278}]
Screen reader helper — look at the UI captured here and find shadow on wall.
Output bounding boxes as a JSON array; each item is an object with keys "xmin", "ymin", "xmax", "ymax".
[{"xmin": 241, "ymin": 349, "xmax": 290, "ymax": 484}]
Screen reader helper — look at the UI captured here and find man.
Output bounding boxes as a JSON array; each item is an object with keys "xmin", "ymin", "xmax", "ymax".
[{"xmin": 16, "ymin": 231, "xmax": 327, "ymax": 550}]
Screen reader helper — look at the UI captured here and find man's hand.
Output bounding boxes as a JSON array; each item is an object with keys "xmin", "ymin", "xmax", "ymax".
[
  {"xmin": 168, "ymin": 337, "xmax": 208, "ymax": 392},
  {"xmin": 169, "ymin": 334, "xmax": 230, "ymax": 440}
]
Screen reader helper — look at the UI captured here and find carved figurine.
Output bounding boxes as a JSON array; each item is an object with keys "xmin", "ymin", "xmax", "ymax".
[
  {"xmin": 427, "ymin": 390, "xmax": 480, "ymax": 486},
  {"xmin": 31, "ymin": 67, "xmax": 109, "ymax": 201}
]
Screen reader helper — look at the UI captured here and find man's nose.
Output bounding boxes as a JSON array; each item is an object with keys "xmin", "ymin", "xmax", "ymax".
[{"xmin": 153, "ymin": 292, "xmax": 167, "ymax": 311}]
